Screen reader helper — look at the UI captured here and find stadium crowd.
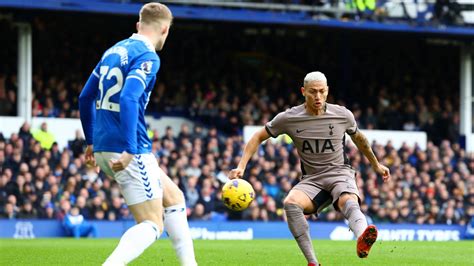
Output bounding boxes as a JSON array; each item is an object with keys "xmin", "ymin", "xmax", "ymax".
[
  {"xmin": 0, "ymin": 13, "xmax": 471, "ymax": 226},
  {"xmin": 0, "ymin": 72, "xmax": 460, "ymax": 147},
  {"xmin": 0, "ymin": 122, "xmax": 472, "ymax": 226},
  {"xmin": 0, "ymin": 15, "xmax": 462, "ymax": 146}
]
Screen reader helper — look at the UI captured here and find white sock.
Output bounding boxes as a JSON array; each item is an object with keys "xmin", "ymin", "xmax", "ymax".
[
  {"xmin": 103, "ymin": 220, "xmax": 161, "ymax": 265},
  {"xmin": 164, "ymin": 204, "xmax": 197, "ymax": 266}
]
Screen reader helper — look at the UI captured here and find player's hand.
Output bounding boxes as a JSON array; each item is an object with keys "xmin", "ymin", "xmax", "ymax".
[
  {"xmin": 373, "ymin": 163, "xmax": 391, "ymax": 182},
  {"xmin": 85, "ymin": 145, "xmax": 95, "ymax": 167},
  {"xmin": 110, "ymin": 151, "xmax": 134, "ymax": 172},
  {"xmin": 228, "ymin": 167, "xmax": 245, "ymax": 179}
]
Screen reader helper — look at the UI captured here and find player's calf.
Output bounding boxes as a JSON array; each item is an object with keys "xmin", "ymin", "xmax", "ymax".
[
  {"xmin": 339, "ymin": 194, "xmax": 367, "ymax": 238},
  {"xmin": 161, "ymin": 169, "xmax": 197, "ymax": 266},
  {"xmin": 104, "ymin": 199, "xmax": 164, "ymax": 265},
  {"xmin": 283, "ymin": 190, "xmax": 320, "ymax": 266}
]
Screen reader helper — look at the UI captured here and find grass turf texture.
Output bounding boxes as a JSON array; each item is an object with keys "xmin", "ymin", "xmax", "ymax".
[{"xmin": 0, "ymin": 239, "xmax": 473, "ymax": 265}]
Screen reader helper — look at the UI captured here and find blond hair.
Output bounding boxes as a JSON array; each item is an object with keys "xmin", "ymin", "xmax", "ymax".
[
  {"xmin": 304, "ymin": 71, "xmax": 327, "ymax": 86},
  {"xmin": 139, "ymin": 2, "xmax": 173, "ymax": 25}
]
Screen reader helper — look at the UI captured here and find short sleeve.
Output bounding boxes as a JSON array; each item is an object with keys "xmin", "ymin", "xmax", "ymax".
[
  {"xmin": 345, "ymin": 108, "xmax": 358, "ymax": 135},
  {"xmin": 265, "ymin": 111, "xmax": 288, "ymax": 138},
  {"xmin": 126, "ymin": 53, "xmax": 160, "ymax": 89}
]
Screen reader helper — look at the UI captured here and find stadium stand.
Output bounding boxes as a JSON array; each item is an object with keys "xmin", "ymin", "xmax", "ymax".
[
  {"xmin": 0, "ymin": 0, "xmax": 472, "ymax": 231},
  {"xmin": 0, "ymin": 14, "xmax": 463, "ymax": 145},
  {"xmin": 0, "ymin": 3, "xmax": 473, "ymax": 266},
  {"xmin": 0, "ymin": 123, "xmax": 472, "ymax": 225}
]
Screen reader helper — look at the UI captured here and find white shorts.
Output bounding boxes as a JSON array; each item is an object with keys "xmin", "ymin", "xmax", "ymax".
[{"xmin": 94, "ymin": 152, "xmax": 163, "ymax": 205}]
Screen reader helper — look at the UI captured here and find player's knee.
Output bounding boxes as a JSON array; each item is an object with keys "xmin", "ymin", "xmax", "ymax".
[
  {"xmin": 283, "ymin": 195, "xmax": 293, "ymax": 206},
  {"xmin": 138, "ymin": 216, "xmax": 164, "ymax": 233},
  {"xmin": 284, "ymin": 189, "xmax": 313, "ymax": 210},
  {"xmin": 283, "ymin": 195, "xmax": 301, "ymax": 207},
  {"xmin": 144, "ymin": 219, "xmax": 164, "ymax": 235},
  {"xmin": 131, "ymin": 200, "xmax": 164, "ymax": 229},
  {"xmin": 337, "ymin": 192, "xmax": 358, "ymax": 210},
  {"xmin": 176, "ymin": 189, "xmax": 185, "ymax": 201},
  {"xmin": 173, "ymin": 190, "xmax": 185, "ymax": 205},
  {"xmin": 164, "ymin": 188, "xmax": 185, "ymax": 207},
  {"xmin": 154, "ymin": 220, "xmax": 164, "ymax": 233}
]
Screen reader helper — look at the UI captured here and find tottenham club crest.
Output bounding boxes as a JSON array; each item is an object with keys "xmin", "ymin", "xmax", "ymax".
[
  {"xmin": 329, "ymin": 124, "xmax": 334, "ymax": 135},
  {"xmin": 140, "ymin": 61, "xmax": 153, "ymax": 74}
]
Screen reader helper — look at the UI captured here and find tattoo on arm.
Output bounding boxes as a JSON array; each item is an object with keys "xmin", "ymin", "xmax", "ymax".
[{"xmin": 350, "ymin": 131, "xmax": 379, "ymax": 166}]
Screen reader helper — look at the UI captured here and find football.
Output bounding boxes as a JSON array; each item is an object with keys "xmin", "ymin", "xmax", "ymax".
[{"xmin": 222, "ymin": 179, "xmax": 255, "ymax": 211}]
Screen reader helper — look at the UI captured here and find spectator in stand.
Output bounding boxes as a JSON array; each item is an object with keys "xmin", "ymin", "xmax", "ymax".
[
  {"xmin": 32, "ymin": 122, "xmax": 55, "ymax": 150},
  {"xmin": 17, "ymin": 200, "xmax": 38, "ymax": 219},
  {"xmin": 1, "ymin": 202, "xmax": 16, "ymax": 219},
  {"xmin": 76, "ymin": 195, "xmax": 91, "ymax": 219},
  {"xmin": 190, "ymin": 203, "xmax": 209, "ymax": 221},
  {"xmin": 69, "ymin": 130, "xmax": 86, "ymax": 159},
  {"xmin": 185, "ymin": 176, "xmax": 200, "ymax": 209},
  {"xmin": 433, "ymin": 0, "xmax": 463, "ymax": 25},
  {"xmin": 0, "ymin": 74, "xmax": 16, "ymax": 116},
  {"xmin": 63, "ymin": 206, "xmax": 97, "ymax": 238}
]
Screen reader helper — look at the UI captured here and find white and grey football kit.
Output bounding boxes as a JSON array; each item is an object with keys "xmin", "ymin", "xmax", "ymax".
[{"xmin": 265, "ymin": 103, "xmax": 360, "ymax": 212}]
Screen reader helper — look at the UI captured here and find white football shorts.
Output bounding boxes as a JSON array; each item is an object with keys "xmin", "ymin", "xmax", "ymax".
[{"xmin": 94, "ymin": 152, "xmax": 163, "ymax": 205}]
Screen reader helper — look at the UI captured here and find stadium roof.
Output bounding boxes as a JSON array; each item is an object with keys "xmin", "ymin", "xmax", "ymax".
[{"xmin": 0, "ymin": 0, "xmax": 473, "ymax": 37}]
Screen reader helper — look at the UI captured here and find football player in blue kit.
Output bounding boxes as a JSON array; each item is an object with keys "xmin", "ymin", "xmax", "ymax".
[{"xmin": 79, "ymin": 3, "xmax": 197, "ymax": 265}]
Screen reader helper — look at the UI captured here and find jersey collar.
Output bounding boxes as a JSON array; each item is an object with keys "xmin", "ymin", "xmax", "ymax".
[
  {"xmin": 304, "ymin": 102, "xmax": 327, "ymax": 116},
  {"xmin": 130, "ymin": 33, "xmax": 155, "ymax": 52}
]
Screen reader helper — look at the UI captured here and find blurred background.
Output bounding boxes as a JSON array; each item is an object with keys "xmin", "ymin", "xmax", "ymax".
[{"xmin": 0, "ymin": 0, "xmax": 473, "ymax": 241}]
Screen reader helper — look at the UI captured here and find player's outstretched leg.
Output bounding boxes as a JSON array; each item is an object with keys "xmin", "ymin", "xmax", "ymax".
[
  {"xmin": 103, "ymin": 200, "xmax": 163, "ymax": 266},
  {"xmin": 338, "ymin": 193, "xmax": 377, "ymax": 258},
  {"xmin": 284, "ymin": 190, "xmax": 320, "ymax": 266},
  {"xmin": 161, "ymin": 169, "xmax": 198, "ymax": 266}
]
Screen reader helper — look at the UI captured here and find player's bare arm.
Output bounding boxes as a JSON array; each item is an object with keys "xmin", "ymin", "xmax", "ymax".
[
  {"xmin": 349, "ymin": 130, "xmax": 391, "ymax": 182},
  {"xmin": 229, "ymin": 127, "xmax": 271, "ymax": 179}
]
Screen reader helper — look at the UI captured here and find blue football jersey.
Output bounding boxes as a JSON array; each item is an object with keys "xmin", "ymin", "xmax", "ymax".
[{"xmin": 80, "ymin": 34, "xmax": 159, "ymax": 154}]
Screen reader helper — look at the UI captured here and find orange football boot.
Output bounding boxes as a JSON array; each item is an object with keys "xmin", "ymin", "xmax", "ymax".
[{"xmin": 357, "ymin": 225, "xmax": 378, "ymax": 258}]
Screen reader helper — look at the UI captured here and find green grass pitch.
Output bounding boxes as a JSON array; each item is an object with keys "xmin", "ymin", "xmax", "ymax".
[{"xmin": 0, "ymin": 239, "xmax": 473, "ymax": 265}]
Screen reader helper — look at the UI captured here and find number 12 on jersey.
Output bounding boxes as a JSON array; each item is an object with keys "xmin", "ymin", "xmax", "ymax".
[{"xmin": 96, "ymin": 66, "xmax": 123, "ymax": 112}]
